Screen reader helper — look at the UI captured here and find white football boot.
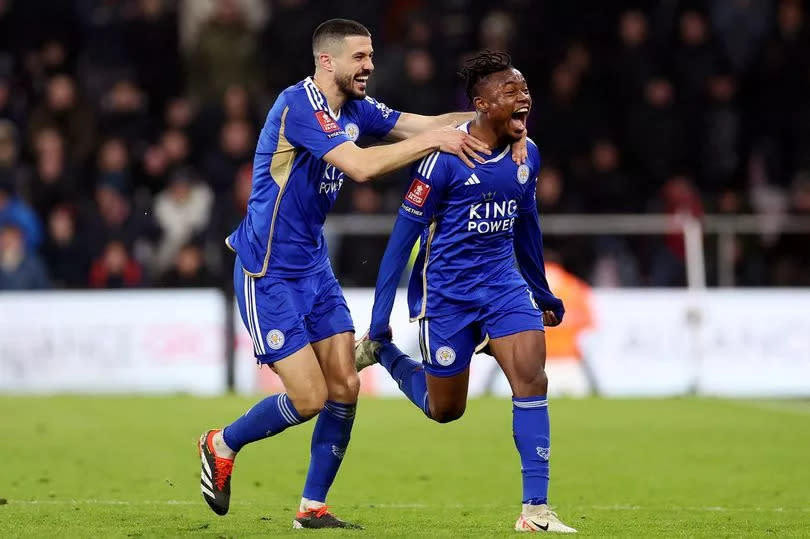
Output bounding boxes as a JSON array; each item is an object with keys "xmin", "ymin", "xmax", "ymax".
[
  {"xmin": 515, "ymin": 504, "xmax": 577, "ymax": 533},
  {"xmin": 354, "ymin": 331, "xmax": 381, "ymax": 372}
]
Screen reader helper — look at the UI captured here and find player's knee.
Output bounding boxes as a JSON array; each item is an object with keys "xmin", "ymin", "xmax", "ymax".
[
  {"xmin": 329, "ymin": 372, "xmax": 360, "ymax": 402},
  {"xmin": 290, "ymin": 386, "xmax": 328, "ymax": 419},
  {"xmin": 513, "ymin": 367, "xmax": 548, "ymax": 398},
  {"xmin": 430, "ymin": 404, "xmax": 466, "ymax": 424}
]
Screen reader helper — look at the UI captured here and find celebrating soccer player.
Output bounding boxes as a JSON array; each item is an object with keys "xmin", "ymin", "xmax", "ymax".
[
  {"xmin": 197, "ymin": 19, "xmax": 529, "ymax": 529},
  {"xmin": 356, "ymin": 51, "xmax": 577, "ymax": 533}
]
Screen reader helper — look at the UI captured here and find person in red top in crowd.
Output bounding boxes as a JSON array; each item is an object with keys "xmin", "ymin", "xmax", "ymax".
[{"xmin": 88, "ymin": 239, "xmax": 142, "ymax": 288}]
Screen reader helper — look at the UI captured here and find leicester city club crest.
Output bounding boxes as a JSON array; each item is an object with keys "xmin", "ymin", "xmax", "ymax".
[
  {"xmin": 267, "ymin": 329, "xmax": 285, "ymax": 350},
  {"xmin": 517, "ymin": 164, "xmax": 530, "ymax": 184},
  {"xmin": 435, "ymin": 346, "xmax": 456, "ymax": 366},
  {"xmin": 345, "ymin": 122, "xmax": 360, "ymax": 141}
]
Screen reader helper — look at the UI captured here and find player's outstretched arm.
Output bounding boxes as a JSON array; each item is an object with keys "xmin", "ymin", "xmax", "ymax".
[
  {"xmin": 368, "ymin": 216, "xmax": 425, "ymax": 340},
  {"xmin": 323, "ymin": 124, "xmax": 488, "ymax": 181},
  {"xmin": 388, "ymin": 112, "xmax": 528, "ymax": 164},
  {"xmin": 515, "ymin": 202, "xmax": 564, "ymax": 326},
  {"xmin": 385, "ymin": 112, "xmax": 475, "ymax": 141}
]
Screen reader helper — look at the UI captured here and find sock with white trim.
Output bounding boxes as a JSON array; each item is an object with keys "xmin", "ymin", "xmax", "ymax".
[
  {"xmin": 301, "ymin": 401, "xmax": 356, "ymax": 503},
  {"xmin": 513, "ymin": 395, "xmax": 550, "ymax": 505},
  {"xmin": 222, "ymin": 393, "xmax": 306, "ymax": 452},
  {"xmin": 379, "ymin": 341, "xmax": 431, "ymax": 417}
]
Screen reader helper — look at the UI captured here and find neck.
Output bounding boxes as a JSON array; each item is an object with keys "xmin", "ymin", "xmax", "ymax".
[
  {"xmin": 312, "ymin": 71, "xmax": 347, "ymax": 115},
  {"xmin": 469, "ymin": 115, "xmax": 510, "ymax": 150}
]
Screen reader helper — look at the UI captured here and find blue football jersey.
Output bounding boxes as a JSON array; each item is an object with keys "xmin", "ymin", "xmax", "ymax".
[
  {"xmin": 399, "ymin": 123, "xmax": 541, "ymax": 319},
  {"xmin": 227, "ymin": 77, "xmax": 401, "ymax": 277}
]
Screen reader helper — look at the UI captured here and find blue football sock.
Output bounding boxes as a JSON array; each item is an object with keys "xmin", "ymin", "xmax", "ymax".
[
  {"xmin": 379, "ymin": 342, "xmax": 431, "ymax": 417},
  {"xmin": 512, "ymin": 395, "xmax": 550, "ymax": 505},
  {"xmin": 302, "ymin": 400, "xmax": 356, "ymax": 503},
  {"xmin": 222, "ymin": 393, "xmax": 305, "ymax": 452}
]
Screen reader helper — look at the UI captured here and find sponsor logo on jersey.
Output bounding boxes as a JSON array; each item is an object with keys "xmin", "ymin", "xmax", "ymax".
[
  {"xmin": 315, "ymin": 110, "xmax": 340, "ymax": 133},
  {"xmin": 319, "ymin": 164, "xmax": 345, "ymax": 194},
  {"xmin": 267, "ymin": 329, "xmax": 285, "ymax": 350},
  {"xmin": 467, "ymin": 198, "xmax": 518, "ymax": 234},
  {"xmin": 517, "ymin": 164, "xmax": 530, "ymax": 184},
  {"xmin": 345, "ymin": 122, "xmax": 360, "ymax": 141},
  {"xmin": 405, "ymin": 179, "xmax": 431, "ymax": 207},
  {"xmin": 435, "ymin": 346, "xmax": 456, "ymax": 366}
]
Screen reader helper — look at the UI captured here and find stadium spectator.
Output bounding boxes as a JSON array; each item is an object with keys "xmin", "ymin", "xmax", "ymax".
[
  {"xmin": 27, "ymin": 74, "xmax": 96, "ymax": 167},
  {"xmin": 98, "ymin": 79, "xmax": 153, "ymax": 151},
  {"xmin": 624, "ymin": 78, "xmax": 687, "ymax": 189},
  {"xmin": 126, "ymin": 0, "xmax": 182, "ymax": 114},
  {"xmin": 206, "ymin": 162, "xmax": 251, "ymax": 281},
  {"xmin": 89, "ymin": 239, "xmax": 143, "ymax": 288},
  {"xmin": 41, "ymin": 204, "xmax": 90, "ymax": 288},
  {"xmin": 187, "ymin": 0, "xmax": 262, "ymax": 104},
  {"xmin": 0, "ymin": 220, "xmax": 49, "ymax": 290},
  {"xmin": 28, "ymin": 127, "xmax": 76, "ymax": 220},
  {"xmin": 201, "ymin": 119, "xmax": 254, "ymax": 195},
  {"xmin": 0, "ymin": 179, "xmax": 42, "ymax": 250},
  {"xmin": 153, "ymin": 167, "xmax": 213, "ymax": 273},
  {"xmin": 159, "ymin": 241, "xmax": 216, "ymax": 288},
  {"xmin": 0, "ymin": 119, "xmax": 26, "ymax": 195}
]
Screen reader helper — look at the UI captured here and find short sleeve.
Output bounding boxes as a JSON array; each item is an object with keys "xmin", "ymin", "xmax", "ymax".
[
  {"xmin": 398, "ymin": 152, "xmax": 447, "ymax": 224},
  {"xmin": 519, "ymin": 140, "xmax": 542, "ymax": 213},
  {"xmin": 283, "ymin": 96, "xmax": 352, "ymax": 159},
  {"xmin": 356, "ymin": 96, "xmax": 402, "ymax": 139}
]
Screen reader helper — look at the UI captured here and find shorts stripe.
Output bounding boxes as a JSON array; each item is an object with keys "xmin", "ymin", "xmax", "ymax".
[
  {"xmin": 243, "ymin": 274, "xmax": 259, "ymax": 355},
  {"xmin": 249, "ymin": 277, "xmax": 266, "ymax": 355},
  {"xmin": 418, "ymin": 320, "xmax": 430, "ymax": 364},
  {"xmin": 424, "ymin": 319, "xmax": 432, "ymax": 363}
]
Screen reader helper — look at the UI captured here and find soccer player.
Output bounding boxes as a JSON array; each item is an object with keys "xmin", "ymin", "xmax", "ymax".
[
  {"xmin": 355, "ymin": 52, "xmax": 577, "ymax": 533},
  {"xmin": 197, "ymin": 20, "xmax": 525, "ymax": 529}
]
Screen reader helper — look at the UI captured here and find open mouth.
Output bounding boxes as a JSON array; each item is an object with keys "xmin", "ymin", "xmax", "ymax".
[
  {"xmin": 354, "ymin": 75, "xmax": 369, "ymax": 90},
  {"xmin": 510, "ymin": 106, "xmax": 529, "ymax": 133}
]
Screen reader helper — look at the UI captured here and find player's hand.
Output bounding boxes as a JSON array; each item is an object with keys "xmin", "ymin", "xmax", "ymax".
[
  {"xmin": 368, "ymin": 324, "xmax": 393, "ymax": 342},
  {"xmin": 512, "ymin": 133, "xmax": 528, "ymax": 164},
  {"xmin": 538, "ymin": 294, "xmax": 564, "ymax": 326},
  {"xmin": 542, "ymin": 310, "xmax": 560, "ymax": 327},
  {"xmin": 431, "ymin": 124, "xmax": 491, "ymax": 168}
]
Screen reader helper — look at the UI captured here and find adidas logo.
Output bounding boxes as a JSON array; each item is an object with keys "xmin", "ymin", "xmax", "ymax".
[{"xmin": 464, "ymin": 174, "xmax": 481, "ymax": 186}]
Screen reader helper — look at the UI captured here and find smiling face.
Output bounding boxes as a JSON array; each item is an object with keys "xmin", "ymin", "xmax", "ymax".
[
  {"xmin": 473, "ymin": 68, "xmax": 532, "ymax": 143},
  {"xmin": 327, "ymin": 35, "xmax": 375, "ymax": 100}
]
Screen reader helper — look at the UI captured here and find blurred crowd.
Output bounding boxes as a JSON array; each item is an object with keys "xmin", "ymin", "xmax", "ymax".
[{"xmin": 1, "ymin": 0, "xmax": 809, "ymax": 291}]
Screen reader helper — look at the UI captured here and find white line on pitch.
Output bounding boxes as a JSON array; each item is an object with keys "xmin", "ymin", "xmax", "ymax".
[{"xmin": 7, "ymin": 500, "xmax": 809, "ymax": 513}]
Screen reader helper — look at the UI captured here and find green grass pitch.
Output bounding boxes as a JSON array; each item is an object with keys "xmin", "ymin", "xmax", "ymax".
[{"xmin": 2, "ymin": 396, "xmax": 809, "ymax": 537}]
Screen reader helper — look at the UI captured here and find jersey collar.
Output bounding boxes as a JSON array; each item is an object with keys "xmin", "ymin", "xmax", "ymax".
[
  {"xmin": 459, "ymin": 121, "xmax": 511, "ymax": 164},
  {"xmin": 306, "ymin": 76, "xmax": 342, "ymax": 120}
]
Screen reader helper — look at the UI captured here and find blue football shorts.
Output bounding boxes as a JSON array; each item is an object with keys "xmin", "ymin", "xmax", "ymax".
[
  {"xmin": 234, "ymin": 257, "xmax": 355, "ymax": 364},
  {"xmin": 417, "ymin": 282, "xmax": 544, "ymax": 378}
]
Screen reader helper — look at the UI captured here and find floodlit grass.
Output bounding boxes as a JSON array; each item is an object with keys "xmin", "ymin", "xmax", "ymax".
[{"xmin": 2, "ymin": 396, "xmax": 808, "ymax": 537}]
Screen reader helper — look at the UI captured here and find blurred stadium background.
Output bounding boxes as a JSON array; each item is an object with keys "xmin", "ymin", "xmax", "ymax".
[{"xmin": 1, "ymin": 0, "xmax": 809, "ymax": 536}]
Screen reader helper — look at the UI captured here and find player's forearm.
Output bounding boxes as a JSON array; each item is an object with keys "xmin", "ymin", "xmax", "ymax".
[
  {"xmin": 370, "ymin": 216, "xmax": 425, "ymax": 339},
  {"xmin": 354, "ymin": 133, "xmax": 438, "ymax": 182},
  {"xmin": 433, "ymin": 112, "xmax": 475, "ymax": 128},
  {"xmin": 514, "ymin": 209, "xmax": 552, "ymax": 297}
]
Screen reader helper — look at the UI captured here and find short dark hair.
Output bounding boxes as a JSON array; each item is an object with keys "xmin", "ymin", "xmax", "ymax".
[
  {"xmin": 312, "ymin": 19, "xmax": 371, "ymax": 57},
  {"xmin": 458, "ymin": 50, "xmax": 513, "ymax": 101}
]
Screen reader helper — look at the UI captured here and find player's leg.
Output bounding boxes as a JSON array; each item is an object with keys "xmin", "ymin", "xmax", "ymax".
[
  {"xmin": 199, "ymin": 260, "xmax": 325, "ymax": 516},
  {"xmin": 486, "ymin": 289, "xmax": 576, "ymax": 533},
  {"xmin": 293, "ymin": 270, "xmax": 362, "ymax": 529},
  {"xmin": 356, "ymin": 314, "xmax": 475, "ymax": 422}
]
